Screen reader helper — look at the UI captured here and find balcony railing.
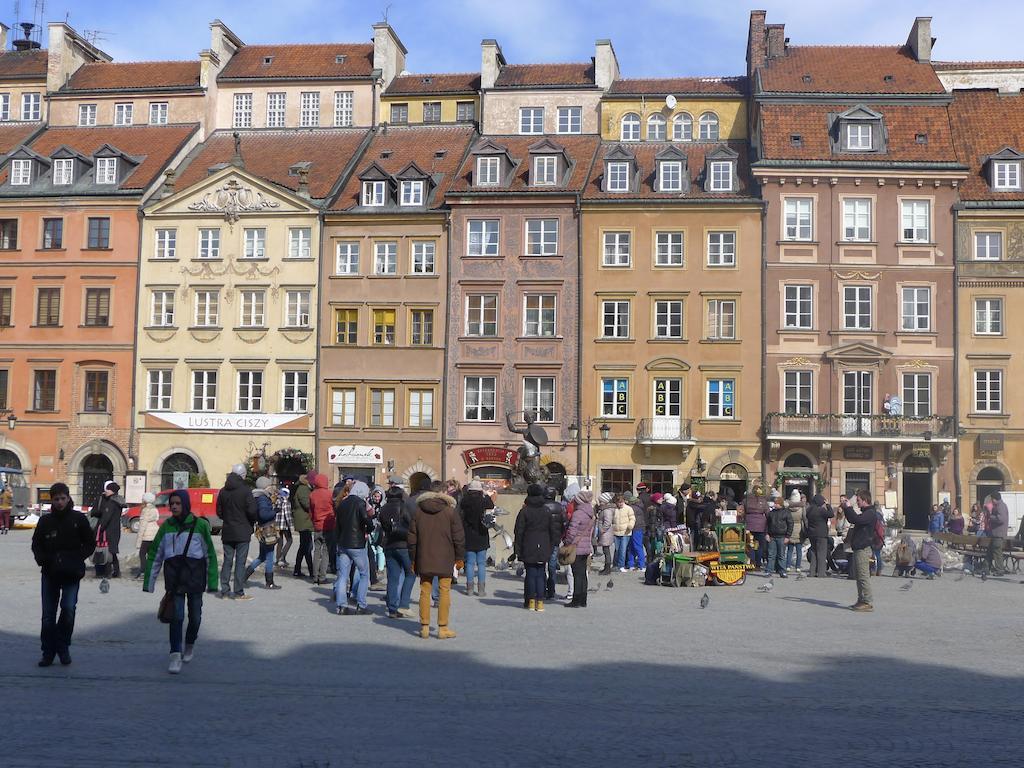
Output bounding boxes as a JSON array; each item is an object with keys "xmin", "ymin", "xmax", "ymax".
[
  {"xmin": 636, "ymin": 417, "xmax": 694, "ymax": 444},
  {"xmin": 765, "ymin": 413, "xmax": 956, "ymax": 440}
]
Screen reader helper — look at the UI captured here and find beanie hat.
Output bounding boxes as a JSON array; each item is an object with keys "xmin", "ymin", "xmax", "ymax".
[
  {"xmin": 467, "ymin": 480, "xmax": 483, "ymax": 491},
  {"xmin": 255, "ymin": 476, "xmax": 273, "ymax": 490},
  {"xmin": 664, "ymin": 494, "xmax": 676, "ymax": 506},
  {"xmin": 232, "ymin": 463, "xmax": 247, "ymax": 478},
  {"xmin": 598, "ymin": 492, "xmax": 614, "ymax": 504},
  {"xmin": 104, "ymin": 480, "xmax": 120, "ymax": 494},
  {"xmin": 651, "ymin": 492, "xmax": 664, "ymax": 504}
]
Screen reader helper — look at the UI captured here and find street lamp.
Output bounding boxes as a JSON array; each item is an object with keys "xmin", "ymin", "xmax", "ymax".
[
  {"xmin": 4, "ymin": 412, "xmax": 14, "ymax": 430},
  {"xmin": 568, "ymin": 418, "xmax": 608, "ymax": 488}
]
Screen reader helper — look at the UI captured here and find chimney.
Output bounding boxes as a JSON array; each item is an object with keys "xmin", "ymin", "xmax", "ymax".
[
  {"xmin": 46, "ymin": 23, "xmax": 110, "ymax": 94},
  {"xmin": 906, "ymin": 16, "xmax": 932, "ymax": 62},
  {"xmin": 161, "ymin": 169, "xmax": 176, "ymax": 199},
  {"xmin": 594, "ymin": 39, "xmax": 619, "ymax": 90},
  {"xmin": 480, "ymin": 38, "xmax": 505, "ymax": 90},
  {"xmin": 373, "ymin": 23, "xmax": 407, "ymax": 89},
  {"xmin": 747, "ymin": 10, "xmax": 767, "ymax": 78},
  {"xmin": 0, "ymin": 23, "xmax": 8, "ymax": 51},
  {"xmin": 766, "ymin": 24, "xmax": 787, "ymax": 60},
  {"xmin": 297, "ymin": 167, "xmax": 310, "ymax": 199}
]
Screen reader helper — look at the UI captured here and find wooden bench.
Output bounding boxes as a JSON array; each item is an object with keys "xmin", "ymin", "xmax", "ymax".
[{"xmin": 934, "ymin": 532, "xmax": 1020, "ymax": 573}]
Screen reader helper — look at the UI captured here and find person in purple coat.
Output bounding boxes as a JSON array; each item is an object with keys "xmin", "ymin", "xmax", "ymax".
[{"xmin": 563, "ymin": 490, "xmax": 595, "ymax": 608}]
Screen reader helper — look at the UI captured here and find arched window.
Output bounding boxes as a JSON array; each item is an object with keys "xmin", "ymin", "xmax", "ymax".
[
  {"xmin": 783, "ymin": 452, "xmax": 813, "ymax": 468},
  {"xmin": 699, "ymin": 112, "xmax": 719, "ymax": 140},
  {"xmin": 160, "ymin": 452, "xmax": 199, "ymax": 490},
  {"xmin": 620, "ymin": 112, "xmax": 640, "ymax": 142},
  {"xmin": 0, "ymin": 449, "xmax": 21, "ymax": 469},
  {"xmin": 647, "ymin": 114, "xmax": 666, "ymax": 141},
  {"xmin": 673, "ymin": 112, "xmax": 693, "ymax": 141}
]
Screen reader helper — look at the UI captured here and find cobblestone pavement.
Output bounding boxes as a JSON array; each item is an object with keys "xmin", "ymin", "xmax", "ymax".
[{"xmin": 1, "ymin": 533, "xmax": 1022, "ymax": 767}]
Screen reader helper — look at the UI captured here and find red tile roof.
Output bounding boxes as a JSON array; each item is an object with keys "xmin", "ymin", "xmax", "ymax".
[
  {"xmin": 384, "ymin": 73, "xmax": 480, "ymax": 96},
  {"xmin": 62, "ymin": 61, "xmax": 201, "ymax": 92},
  {"xmin": 449, "ymin": 135, "xmax": 600, "ymax": 193},
  {"xmin": 219, "ymin": 43, "xmax": 374, "ymax": 81},
  {"xmin": 949, "ymin": 90, "xmax": 1024, "ymax": 201},
  {"xmin": 609, "ymin": 77, "xmax": 748, "ymax": 97},
  {"xmin": 0, "ymin": 49, "xmax": 47, "ymax": 80},
  {"xmin": 493, "ymin": 63, "xmax": 595, "ymax": 89},
  {"xmin": 175, "ymin": 129, "xmax": 370, "ymax": 199},
  {"xmin": 758, "ymin": 104, "xmax": 959, "ymax": 164},
  {"xmin": 758, "ymin": 46, "xmax": 945, "ymax": 95},
  {"xmin": 934, "ymin": 60, "xmax": 1024, "ymax": 71},
  {"xmin": 0, "ymin": 121, "xmax": 43, "ymax": 155},
  {"xmin": 583, "ymin": 141, "xmax": 753, "ymax": 200},
  {"xmin": 330, "ymin": 124, "xmax": 475, "ymax": 211},
  {"xmin": 26, "ymin": 124, "xmax": 199, "ymax": 189}
]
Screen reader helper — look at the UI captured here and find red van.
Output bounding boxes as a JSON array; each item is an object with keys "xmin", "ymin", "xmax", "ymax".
[{"xmin": 122, "ymin": 488, "xmax": 222, "ymax": 534}]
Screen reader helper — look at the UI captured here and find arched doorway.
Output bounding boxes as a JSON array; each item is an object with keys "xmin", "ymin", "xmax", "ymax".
[
  {"xmin": 81, "ymin": 454, "xmax": 113, "ymax": 509},
  {"xmin": 160, "ymin": 452, "xmax": 199, "ymax": 490},
  {"xmin": 781, "ymin": 452, "xmax": 816, "ymax": 498},
  {"xmin": 718, "ymin": 463, "xmax": 748, "ymax": 504},
  {"xmin": 977, "ymin": 466, "xmax": 1005, "ymax": 505},
  {"xmin": 408, "ymin": 472, "xmax": 431, "ymax": 494},
  {"xmin": 0, "ymin": 449, "xmax": 21, "ymax": 470},
  {"xmin": 902, "ymin": 455, "xmax": 933, "ymax": 530}
]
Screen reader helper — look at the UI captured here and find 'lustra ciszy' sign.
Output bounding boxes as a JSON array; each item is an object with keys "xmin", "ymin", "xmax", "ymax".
[{"xmin": 151, "ymin": 413, "xmax": 303, "ymax": 431}]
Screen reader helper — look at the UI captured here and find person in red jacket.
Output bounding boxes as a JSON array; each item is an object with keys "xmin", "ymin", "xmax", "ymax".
[{"xmin": 308, "ymin": 473, "xmax": 335, "ymax": 585}]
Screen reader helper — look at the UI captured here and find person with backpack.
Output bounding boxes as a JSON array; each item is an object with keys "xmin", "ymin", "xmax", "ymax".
[
  {"xmin": 243, "ymin": 477, "xmax": 281, "ymax": 590},
  {"xmin": 804, "ymin": 494, "xmax": 834, "ymax": 578},
  {"xmin": 987, "ymin": 491, "xmax": 1010, "ymax": 577},
  {"xmin": 893, "ymin": 533, "xmax": 917, "ymax": 577},
  {"xmin": 31, "ymin": 482, "xmax": 95, "ymax": 667},
  {"xmin": 216, "ymin": 464, "xmax": 257, "ymax": 600},
  {"xmin": 846, "ymin": 489, "xmax": 880, "ymax": 611},
  {"xmin": 380, "ymin": 485, "xmax": 414, "ymax": 618},
  {"xmin": 458, "ymin": 480, "xmax": 493, "ymax": 597},
  {"xmin": 542, "ymin": 486, "xmax": 566, "ymax": 601}
]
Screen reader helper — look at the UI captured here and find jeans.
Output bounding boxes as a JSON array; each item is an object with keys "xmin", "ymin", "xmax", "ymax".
[
  {"xmin": 808, "ymin": 537, "xmax": 829, "ymax": 577},
  {"xmin": 294, "ymin": 530, "xmax": 313, "ymax": 575},
  {"xmin": 626, "ymin": 529, "xmax": 646, "ymax": 569},
  {"xmin": 464, "ymin": 549, "xmax": 487, "ymax": 589},
  {"xmin": 613, "ymin": 535, "xmax": 630, "ymax": 568},
  {"xmin": 312, "ymin": 532, "xmax": 329, "ymax": 582},
  {"xmin": 852, "ymin": 547, "xmax": 873, "ymax": 605},
  {"xmin": 335, "ymin": 547, "xmax": 369, "ymax": 609},
  {"xmin": 221, "ymin": 540, "xmax": 249, "ymax": 595},
  {"xmin": 871, "ymin": 547, "xmax": 883, "ymax": 576},
  {"xmin": 384, "ymin": 548, "xmax": 415, "ymax": 612},
  {"xmin": 170, "ymin": 592, "xmax": 203, "ymax": 653},
  {"xmin": 785, "ymin": 541, "xmax": 803, "ymax": 570},
  {"xmin": 249, "ymin": 542, "xmax": 275, "ymax": 576},
  {"xmin": 767, "ymin": 537, "xmax": 787, "ymax": 575},
  {"xmin": 570, "ymin": 554, "xmax": 589, "ymax": 606},
  {"xmin": 40, "ymin": 574, "xmax": 80, "ymax": 656},
  {"xmin": 546, "ymin": 547, "xmax": 559, "ymax": 598},
  {"xmin": 751, "ymin": 532, "xmax": 767, "ymax": 570},
  {"xmin": 915, "ymin": 560, "xmax": 940, "ymax": 576},
  {"xmin": 524, "ymin": 562, "xmax": 546, "ymax": 601}
]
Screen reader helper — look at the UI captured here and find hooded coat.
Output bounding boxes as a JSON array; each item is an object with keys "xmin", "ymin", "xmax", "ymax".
[
  {"xmin": 335, "ymin": 482, "xmax": 371, "ymax": 550},
  {"xmin": 91, "ymin": 482, "xmax": 125, "ymax": 554},
  {"xmin": 804, "ymin": 494, "xmax": 835, "ymax": 539},
  {"xmin": 459, "ymin": 488, "xmax": 494, "ymax": 552},
  {"xmin": 216, "ymin": 472, "xmax": 257, "ymax": 543},
  {"xmin": 291, "ymin": 475, "xmax": 314, "ymax": 533},
  {"xmin": 514, "ymin": 487, "xmax": 562, "ymax": 565},
  {"xmin": 143, "ymin": 490, "xmax": 219, "ymax": 594},
  {"xmin": 564, "ymin": 492, "xmax": 596, "ymax": 556},
  {"xmin": 408, "ymin": 491, "xmax": 465, "ymax": 578},
  {"xmin": 597, "ymin": 502, "xmax": 615, "ymax": 547},
  {"xmin": 308, "ymin": 473, "xmax": 335, "ymax": 533}
]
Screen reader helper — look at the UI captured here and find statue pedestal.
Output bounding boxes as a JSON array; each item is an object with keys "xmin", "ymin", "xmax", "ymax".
[{"xmin": 491, "ymin": 491, "xmax": 526, "ymax": 566}]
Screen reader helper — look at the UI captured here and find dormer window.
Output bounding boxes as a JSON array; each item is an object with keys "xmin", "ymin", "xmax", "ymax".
[
  {"xmin": 846, "ymin": 123, "xmax": 872, "ymax": 151},
  {"xmin": 659, "ymin": 161, "xmax": 683, "ymax": 192},
  {"xmin": 994, "ymin": 161, "xmax": 1021, "ymax": 191},
  {"xmin": 400, "ymin": 180, "xmax": 424, "ymax": 206},
  {"xmin": 10, "ymin": 158, "xmax": 31, "ymax": 185},
  {"xmin": 476, "ymin": 156, "xmax": 500, "ymax": 186},
  {"xmin": 53, "ymin": 158, "xmax": 74, "ymax": 186},
  {"xmin": 533, "ymin": 156, "xmax": 557, "ymax": 186},
  {"xmin": 335, "ymin": 54, "xmax": 346, "ymax": 64},
  {"xmin": 96, "ymin": 158, "xmax": 118, "ymax": 185},
  {"xmin": 607, "ymin": 161, "xmax": 630, "ymax": 192},
  {"xmin": 362, "ymin": 180, "xmax": 386, "ymax": 206},
  {"xmin": 709, "ymin": 161, "xmax": 733, "ymax": 192}
]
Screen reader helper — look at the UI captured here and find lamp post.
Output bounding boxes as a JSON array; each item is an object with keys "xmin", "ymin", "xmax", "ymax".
[
  {"xmin": 568, "ymin": 418, "xmax": 609, "ymax": 489},
  {"xmin": 3, "ymin": 411, "xmax": 14, "ymax": 430}
]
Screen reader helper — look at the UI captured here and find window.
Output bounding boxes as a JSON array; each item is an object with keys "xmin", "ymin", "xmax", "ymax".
[
  {"xmin": 784, "ymin": 371, "xmax": 813, "ymax": 414},
  {"xmin": 11, "ymin": 159, "xmax": 31, "ymax": 185},
  {"xmin": 331, "ymin": 388, "xmax": 356, "ymax": 426},
  {"xmin": 673, "ymin": 113, "xmax": 693, "ymax": 141},
  {"xmin": 390, "ymin": 103, "xmax": 408, "ymax": 124},
  {"xmin": 706, "ymin": 378, "xmax": 735, "ymax": 419},
  {"xmin": 784, "ymin": 198, "xmax": 813, "ymax": 240},
  {"xmin": 523, "ymin": 377, "xmax": 555, "ymax": 422},
  {"xmin": 239, "ymin": 290, "xmax": 265, "ymax": 327},
  {"xmin": 84, "ymin": 370, "xmax": 108, "ymax": 412},
  {"xmin": 654, "ymin": 300, "xmax": 683, "ymax": 339},
  {"xmin": 151, "ymin": 290, "xmax": 175, "ymax": 327},
  {"xmin": 409, "ymin": 389, "xmax": 434, "ymax": 428},
  {"xmin": 606, "ymin": 161, "xmax": 630, "ymax": 192},
  {"xmin": 147, "ymin": 369, "xmax": 172, "ymax": 411},
  {"xmin": 154, "ymin": 228, "xmax": 175, "ymax": 259},
  {"xmin": 237, "ymin": 371, "xmax": 263, "ymax": 412},
  {"xmin": 975, "ymin": 298, "xmax": 1002, "ymax": 335},
  {"xmin": 467, "ymin": 219, "xmax": 499, "ymax": 256},
  {"xmin": 95, "ymin": 158, "xmax": 117, "ymax": 185},
  {"xmin": 362, "ymin": 180, "xmax": 386, "ymax": 206},
  {"xmin": 659, "ymin": 161, "xmax": 683, "ymax": 192},
  {"xmin": 707, "ymin": 299, "xmax": 736, "ymax": 340},
  {"xmin": 993, "ymin": 161, "xmax": 1021, "ymax": 190},
  {"xmin": 422, "ymin": 102, "xmax": 441, "ymax": 123},
  {"xmin": 975, "ymin": 370, "xmax": 1002, "ymax": 414},
  {"xmin": 533, "ymin": 155, "xmax": 557, "ymax": 186},
  {"xmin": 42, "ymin": 218, "xmax": 63, "ymax": 247},
  {"xmin": 336, "ymin": 241, "xmax": 359, "ymax": 274},
  {"xmin": 87, "ymin": 217, "xmax": 110, "ymax": 248},
  {"xmin": 33, "ymin": 370, "xmax": 56, "ymax": 411},
  {"xmin": 266, "ymin": 92, "xmax": 286, "ymax": 127},
  {"xmin": 620, "ymin": 113, "xmax": 640, "ymax": 141},
  {"xmin": 476, "ymin": 156, "xmax": 500, "ymax": 186},
  {"xmin": 603, "ymin": 231, "xmax": 631, "ymax": 267},
  {"xmin": 901, "ymin": 200, "xmax": 930, "ymax": 243},
  {"xmin": 843, "ymin": 371, "xmax": 872, "ymax": 415},
  {"xmin": 843, "ymin": 286, "xmax": 872, "ymax": 329},
  {"xmin": 601, "ymin": 300, "xmax": 630, "ymax": 338},
  {"xmin": 524, "ymin": 294, "xmax": 556, "ymax": 337},
  {"xmin": 519, "ymin": 107, "xmax": 543, "ymax": 134},
  {"xmin": 975, "ymin": 231, "xmax": 1002, "ymax": 261},
  {"xmin": 370, "ymin": 388, "xmax": 396, "ymax": 426},
  {"xmin": 655, "ymin": 232, "xmax": 684, "ymax": 266},
  {"xmin": 149, "ymin": 102, "xmax": 168, "ymax": 125},
  {"xmin": 456, "ymin": 101, "xmax": 475, "ymax": 122},
  {"xmin": 36, "ymin": 288, "xmax": 60, "ymax": 326},
  {"xmin": 0, "ymin": 219, "xmax": 16, "ymax": 249},
  {"xmin": 335, "ymin": 308, "xmax": 358, "ymax": 344},
  {"xmin": 288, "ymin": 227, "xmax": 311, "ymax": 259},
  {"xmin": 84, "ymin": 288, "xmax": 110, "ymax": 326},
  {"xmin": 842, "ymin": 198, "xmax": 872, "ymax": 241},
  {"xmin": 374, "ymin": 242, "xmax": 397, "ymax": 274},
  {"xmin": 334, "ymin": 91, "xmax": 354, "ymax": 127},
  {"xmin": 709, "ymin": 161, "xmax": 733, "ymax": 191},
  {"xmin": 285, "ymin": 290, "xmax": 311, "ymax": 327},
  {"xmin": 707, "ymin": 231, "xmax": 736, "ymax": 266},
  {"xmin": 53, "ymin": 158, "xmax": 74, "ymax": 185},
  {"xmin": 557, "ymin": 106, "xmax": 581, "ymax": 134},
  {"xmin": 784, "ymin": 285, "xmax": 813, "ymax": 329},
  {"xmin": 0, "ymin": 286, "xmax": 10, "ymax": 326},
  {"xmin": 400, "ymin": 180, "xmax": 424, "ymax": 206},
  {"xmin": 299, "ymin": 91, "xmax": 320, "ymax": 127},
  {"xmin": 601, "ymin": 378, "xmax": 629, "ymax": 417},
  {"xmin": 243, "ymin": 228, "xmax": 265, "ymax": 259},
  {"xmin": 846, "ymin": 123, "xmax": 872, "ymax": 150},
  {"xmin": 194, "ymin": 290, "xmax": 219, "ymax": 327},
  {"xmin": 198, "ymin": 228, "xmax": 220, "ymax": 259},
  {"xmin": 466, "ymin": 294, "xmax": 497, "ymax": 336},
  {"xmin": 698, "ymin": 112, "xmax": 719, "ymax": 140},
  {"xmin": 283, "ymin": 371, "xmax": 309, "ymax": 413},
  {"xmin": 78, "ymin": 104, "xmax": 97, "ymax": 126},
  {"xmin": 21, "ymin": 93, "xmax": 40, "ymax": 121},
  {"xmin": 600, "ymin": 468, "xmax": 633, "ymax": 495},
  {"xmin": 901, "ymin": 286, "xmax": 931, "ymax": 331},
  {"xmin": 233, "ymin": 93, "xmax": 253, "ymax": 128},
  {"xmin": 653, "ymin": 378, "xmax": 681, "ymax": 417},
  {"xmin": 526, "ymin": 219, "xmax": 558, "ymax": 256},
  {"xmin": 411, "ymin": 241, "xmax": 435, "ymax": 274},
  {"xmin": 464, "ymin": 377, "xmax": 496, "ymax": 421},
  {"xmin": 411, "ymin": 309, "xmax": 433, "ymax": 345},
  {"xmin": 192, "ymin": 370, "xmax": 218, "ymax": 412},
  {"xmin": 902, "ymin": 373, "xmax": 931, "ymax": 417},
  {"xmin": 114, "ymin": 103, "xmax": 133, "ymax": 126},
  {"xmin": 647, "ymin": 114, "xmax": 667, "ymax": 140},
  {"xmin": 0, "ymin": 93, "xmax": 8, "ymax": 121},
  {"xmin": 372, "ymin": 309, "xmax": 396, "ymax": 345}
]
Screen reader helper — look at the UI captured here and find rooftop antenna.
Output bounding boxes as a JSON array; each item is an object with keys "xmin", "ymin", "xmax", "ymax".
[
  {"xmin": 83, "ymin": 29, "xmax": 112, "ymax": 47},
  {"xmin": 382, "ymin": 3, "xmax": 391, "ymax": 24}
]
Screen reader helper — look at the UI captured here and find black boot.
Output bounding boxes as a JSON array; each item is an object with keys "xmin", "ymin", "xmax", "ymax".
[
  {"xmin": 265, "ymin": 573, "xmax": 281, "ymax": 590},
  {"xmin": 244, "ymin": 564, "xmax": 256, "ymax": 582}
]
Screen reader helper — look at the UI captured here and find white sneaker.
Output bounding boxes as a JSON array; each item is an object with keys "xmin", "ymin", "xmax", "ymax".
[
  {"xmin": 182, "ymin": 644, "xmax": 194, "ymax": 663},
  {"xmin": 168, "ymin": 652, "xmax": 182, "ymax": 674},
  {"xmin": 619, "ymin": 567, "xmax": 628, "ymax": 573}
]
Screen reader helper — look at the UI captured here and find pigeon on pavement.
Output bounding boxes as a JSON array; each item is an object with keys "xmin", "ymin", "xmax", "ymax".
[
  {"xmin": 606, "ymin": 579, "xmax": 614, "ymax": 589},
  {"xmin": 700, "ymin": 592, "xmax": 710, "ymax": 609},
  {"xmin": 899, "ymin": 580, "xmax": 913, "ymax": 591},
  {"xmin": 756, "ymin": 579, "xmax": 774, "ymax": 593}
]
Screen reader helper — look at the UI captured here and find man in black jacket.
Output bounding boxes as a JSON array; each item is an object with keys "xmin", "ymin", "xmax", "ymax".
[
  {"xmin": 846, "ymin": 489, "xmax": 878, "ymax": 611},
  {"xmin": 804, "ymin": 494, "xmax": 835, "ymax": 578},
  {"xmin": 765, "ymin": 497, "xmax": 793, "ymax": 577},
  {"xmin": 334, "ymin": 480, "xmax": 372, "ymax": 615},
  {"xmin": 216, "ymin": 464, "xmax": 257, "ymax": 600},
  {"xmin": 31, "ymin": 482, "xmax": 95, "ymax": 667},
  {"xmin": 380, "ymin": 486, "xmax": 415, "ymax": 617}
]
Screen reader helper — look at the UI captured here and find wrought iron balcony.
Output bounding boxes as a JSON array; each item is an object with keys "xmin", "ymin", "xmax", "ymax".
[
  {"xmin": 764, "ymin": 413, "xmax": 956, "ymax": 441},
  {"xmin": 636, "ymin": 417, "xmax": 695, "ymax": 445}
]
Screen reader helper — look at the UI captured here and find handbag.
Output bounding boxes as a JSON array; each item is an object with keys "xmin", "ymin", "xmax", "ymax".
[
  {"xmin": 92, "ymin": 528, "xmax": 109, "ymax": 567},
  {"xmin": 162, "ymin": 521, "xmax": 205, "ymax": 595},
  {"xmin": 157, "ymin": 591, "xmax": 176, "ymax": 624},
  {"xmin": 257, "ymin": 522, "xmax": 279, "ymax": 546},
  {"xmin": 557, "ymin": 543, "xmax": 577, "ymax": 566}
]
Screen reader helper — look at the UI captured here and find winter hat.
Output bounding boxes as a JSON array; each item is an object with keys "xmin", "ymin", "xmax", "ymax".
[
  {"xmin": 623, "ymin": 490, "xmax": 636, "ymax": 501},
  {"xmin": 664, "ymin": 494, "xmax": 676, "ymax": 506},
  {"xmin": 811, "ymin": 493, "xmax": 826, "ymax": 506},
  {"xmin": 349, "ymin": 480, "xmax": 370, "ymax": 500},
  {"xmin": 574, "ymin": 489, "xmax": 594, "ymax": 505},
  {"xmin": 104, "ymin": 480, "xmax": 120, "ymax": 494},
  {"xmin": 598, "ymin": 492, "xmax": 614, "ymax": 505},
  {"xmin": 651, "ymin": 492, "xmax": 664, "ymax": 504},
  {"xmin": 467, "ymin": 480, "xmax": 483, "ymax": 491},
  {"xmin": 232, "ymin": 463, "xmax": 247, "ymax": 478},
  {"xmin": 278, "ymin": 487, "xmax": 290, "ymax": 501},
  {"xmin": 526, "ymin": 483, "xmax": 545, "ymax": 497},
  {"xmin": 142, "ymin": 492, "xmax": 156, "ymax": 504},
  {"xmin": 255, "ymin": 476, "xmax": 273, "ymax": 490}
]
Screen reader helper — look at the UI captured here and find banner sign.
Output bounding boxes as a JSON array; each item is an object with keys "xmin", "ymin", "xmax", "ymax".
[
  {"xmin": 462, "ymin": 447, "xmax": 517, "ymax": 469},
  {"xmin": 327, "ymin": 445, "xmax": 383, "ymax": 465}
]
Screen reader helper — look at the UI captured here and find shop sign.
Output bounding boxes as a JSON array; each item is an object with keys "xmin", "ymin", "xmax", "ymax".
[
  {"xmin": 327, "ymin": 445, "xmax": 383, "ymax": 465},
  {"xmin": 978, "ymin": 433, "xmax": 1003, "ymax": 456},
  {"xmin": 843, "ymin": 446, "xmax": 873, "ymax": 460},
  {"xmin": 153, "ymin": 412, "xmax": 302, "ymax": 431},
  {"xmin": 709, "ymin": 563, "xmax": 746, "ymax": 585},
  {"xmin": 462, "ymin": 446, "xmax": 517, "ymax": 469}
]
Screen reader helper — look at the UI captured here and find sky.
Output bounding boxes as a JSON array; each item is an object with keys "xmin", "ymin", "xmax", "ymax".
[{"xmin": 14, "ymin": 0, "xmax": 1024, "ymax": 76}]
